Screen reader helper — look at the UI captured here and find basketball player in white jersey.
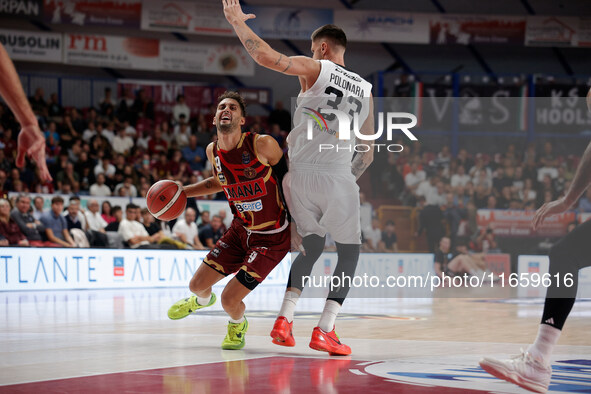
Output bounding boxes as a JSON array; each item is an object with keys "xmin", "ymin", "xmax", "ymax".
[{"xmin": 224, "ymin": 0, "xmax": 375, "ymax": 355}]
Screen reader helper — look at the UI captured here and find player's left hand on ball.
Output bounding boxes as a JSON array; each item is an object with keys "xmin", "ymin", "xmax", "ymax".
[
  {"xmin": 532, "ymin": 197, "xmax": 571, "ymax": 231},
  {"xmin": 16, "ymin": 124, "xmax": 52, "ymax": 182},
  {"xmin": 222, "ymin": 0, "xmax": 256, "ymax": 25}
]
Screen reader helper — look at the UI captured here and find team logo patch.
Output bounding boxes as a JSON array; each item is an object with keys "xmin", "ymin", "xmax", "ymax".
[
  {"xmin": 247, "ymin": 251, "xmax": 258, "ymax": 263},
  {"xmin": 244, "ymin": 167, "xmax": 257, "ymax": 179},
  {"xmin": 242, "ymin": 151, "xmax": 250, "ymax": 164},
  {"xmin": 253, "ymin": 246, "xmax": 268, "ymax": 255},
  {"xmin": 211, "ymin": 247, "xmax": 221, "ymax": 258},
  {"xmin": 235, "ymin": 199, "xmax": 263, "ymax": 213},
  {"xmin": 217, "ymin": 172, "xmax": 226, "ymax": 183}
]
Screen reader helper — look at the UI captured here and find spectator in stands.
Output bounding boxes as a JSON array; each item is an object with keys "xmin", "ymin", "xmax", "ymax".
[
  {"xmin": 89, "ymin": 173, "xmax": 111, "ymax": 197},
  {"xmin": 196, "ymin": 114, "xmax": 214, "ymax": 148},
  {"xmin": 41, "ymin": 196, "xmax": 75, "ymax": 247},
  {"xmin": 172, "ymin": 94, "xmax": 190, "ymax": 124},
  {"xmin": 451, "ymin": 165, "xmax": 470, "ymax": 188},
  {"xmin": 56, "ymin": 162, "xmax": 80, "ymax": 193},
  {"xmin": 444, "ymin": 192, "xmax": 465, "ymax": 246},
  {"xmin": 473, "ymin": 225, "xmax": 498, "ymax": 253},
  {"xmin": 85, "ymin": 199, "xmax": 107, "ymax": 232},
  {"xmin": 32, "ymin": 196, "xmax": 44, "ymax": 220},
  {"xmin": 362, "ymin": 218, "xmax": 382, "ymax": 252},
  {"xmin": 182, "ymin": 135, "xmax": 206, "ymax": 172},
  {"xmin": 118, "ymin": 204, "xmax": 166, "ymax": 249},
  {"xmin": 434, "ymin": 236, "xmax": 452, "ymax": 279},
  {"xmin": 82, "ymin": 121, "xmax": 97, "ymax": 143},
  {"xmin": 0, "ymin": 198, "xmax": 28, "ymax": 246},
  {"xmin": 172, "ymin": 208, "xmax": 204, "ymax": 249},
  {"xmin": 148, "ymin": 126, "xmax": 168, "ymax": 156},
  {"xmin": 112, "ymin": 127, "xmax": 134, "ymax": 155},
  {"xmin": 217, "ymin": 209, "xmax": 230, "ymax": 232},
  {"xmin": 29, "ymin": 87, "xmax": 47, "ymax": 117},
  {"xmin": 199, "ymin": 214, "xmax": 224, "ymax": 248},
  {"xmin": 378, "ymin": 220, "xmax": 398, "ymax": 253},
  {"xmin": 12, "ymin": 194, "xmax": 57, "ymax": 247},
  {"xmin": 114, "ymin": 176, "xmax": 138, "ymax": 198},
  {"xmin": 497, "ymin": 186, "xmax": 512, "ymax": 209},
  {"xmin": 99, "ymin": 87, "xmax": 115, "ymax": 116},
  {"xmin": 65, "ymin": 201, "xmax": 90, "ymax": 247},
  {"xmin": 486, "ymin": 195, "xmax": 497, "ymax": 209},
  {"xmin": 404, "ymin": 162, "xmax": 425, "ymax": 196},
  {"xmin": 175, "ymin": 121, "xmax": 191, "ymax": 149},
  {"xmin": 47, "ymin": 93, "xmax": 62, "ymax": 118},
  {"xmin": 132, "ymin": 88, "xmax": 154, "ymax": 121},
  {"xmin": 269, "ymin": 124, "xmax": 285, "ymax": 148},
  {"xmin": 104, "ymin": 205, "xmax": 122, "ymax": 232},
  {"xmin": 101, "ymin": 201, "xmax": 115, "ymax": 223},
  {"xmin": 198, "ymin": 210, "xmax": 210, "ymax": 229}
]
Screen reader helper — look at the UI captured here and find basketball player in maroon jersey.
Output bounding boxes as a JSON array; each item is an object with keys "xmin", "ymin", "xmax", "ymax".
[
  {"xmin": 0, "ymin": 43, "xmax": 51, "ymax": 181},
  {"xmin": 167, "ymin": 91, "xmax": 290, "ymax": 350}
]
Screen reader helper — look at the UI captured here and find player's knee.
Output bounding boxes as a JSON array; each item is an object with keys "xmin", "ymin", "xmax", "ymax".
[{"xmin": 220, "ymin": 289, "xmax": 240, "ymax": 311}]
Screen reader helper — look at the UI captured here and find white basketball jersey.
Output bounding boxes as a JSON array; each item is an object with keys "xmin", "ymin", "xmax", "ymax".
[{"xmin": 288, "ymin": 60, "xmax": 373, "ymax": 168}]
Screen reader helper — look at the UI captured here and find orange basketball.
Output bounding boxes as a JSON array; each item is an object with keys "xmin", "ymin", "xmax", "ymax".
[{"xmin": 146, "ymin": 180, "xmax": 187, "ymax": 221}]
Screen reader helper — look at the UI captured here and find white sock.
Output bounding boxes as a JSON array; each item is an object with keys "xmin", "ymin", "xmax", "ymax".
[
  {"xmin": 528, "ymin": 324, "xmax": 561, "ymax": 364},
  {"xmin": 278, "ymin": 290, "xmax": 300, "ymax": 322},
  {"xmin": 197, "ymin": 294, "xmax": 211, "ymax": 306},
  {"xmin": 318, "ymin": 300, "xmax": 341, "ymax": 332},
  {"xmin": 229, "ymin": 315, "xmax": 245, "ymax": 324}
]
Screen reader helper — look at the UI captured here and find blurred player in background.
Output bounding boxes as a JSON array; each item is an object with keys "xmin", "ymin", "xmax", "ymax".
[
  {"xmin": 479, "ymin": 88, "xmax": 591, "ymax": 393},
  {"xmin": 0, "ymin": 43, "xmax": 51, "ymax": 182},
  {"xmin": 224, "ymin": 0, "xmax": 374, "ymax": 355},
  {"xmin": 167, "ymin": 91, "xmax": 290, "ymax": 350}
]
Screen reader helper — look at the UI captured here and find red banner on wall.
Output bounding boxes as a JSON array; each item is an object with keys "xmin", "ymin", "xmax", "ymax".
[
  {"xmin": 44, "ymin": 0, "xmax": 142, "ymax": 28},
  {"xmin": 477, "ymin": 209, "xmax": 575, "ymax": 237},
  {"xmin": 430, "ymin": 15, "xmax": 526, "ymax": 45}
]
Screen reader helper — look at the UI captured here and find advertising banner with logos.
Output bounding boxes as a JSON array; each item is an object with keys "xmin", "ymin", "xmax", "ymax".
[
  {"xmin": 64, "ymin": 33, "xmax": 160, "ymax": 70},
  {"xmin": 533, "ymin": 84, "xmax": 591, "ymax": 134},
  {"xmin": 429, "ymin": 14, "xmax": 526, "ymax": 45},
  {"xmin": 44, "ymin": 0, "xmax": 141, "ymax": 28},
  {"xmin": 334, "ymin": 10, "xmax": 429, "ymax": 44},
  {"xmin": 141, "ymin": 0, "xmax": 233, "ymax": 36},
  {"xmin": 517, "ymin": 255, "xmax": 591, "ymax": 298},
  {"xmin": 477, "ymin": 209, "xmax": 576, "ymax": 237},
  {"xmin": 159, "ymin": 42, "xmax": 254, "ymax": 76},
  {"xmin": 525, "ymin": 16, "xmax": 578, "ymax": 47},
  {"xmin": 0, "ymin": 29, "xmax": 62, "ymax": 63},
  {"xmin": 0, "ymin": 0, "xmax": 42, "ymax": 18},
  {"xmin": 241, "ymin": 6, "xmax": 333, "ymax": 40}
]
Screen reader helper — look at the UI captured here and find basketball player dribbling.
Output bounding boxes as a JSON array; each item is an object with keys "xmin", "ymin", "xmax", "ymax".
[
  {"xmin": 479, "ymin": 88, "xmax": 591, "ymax": 393},
  {"xmin": 167, "ymin": 91, "xmax": 290, "ymax": 350},
  {"xmin": 0, "ymin": 43, "xmax": 51, "ymax": 181},
  {"xmin": 224, "ymin": 0, "xmax": 375, "ymax": 355}
]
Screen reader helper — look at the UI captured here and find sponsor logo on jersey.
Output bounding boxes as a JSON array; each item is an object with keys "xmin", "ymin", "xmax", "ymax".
[
  {"xmin": 242, "ymin": 151, "xmax": 251, "ymax": 164},
  {"xmin": 217, "ymin": 241, "xmax": 229, "ymax": 249},
  {"xmin": 211, "ymin": 247, "xmax": 221, "ymax": 258},
  {"xmin": 223, "ymin": 178, "xmax": 266, "ymax": 201},
  {"xmin": 244, "ymin": 167, "xmax": 257, "ymax": 179},
  {"xmin": 234, "ymin": 199, "xmax": 263, "ymax": 213},
  {"xmin": 217, "ymin": 171, "xmax": 226, "ymax": 183}
]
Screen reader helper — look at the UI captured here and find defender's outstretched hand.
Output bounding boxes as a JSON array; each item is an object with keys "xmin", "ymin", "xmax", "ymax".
[
  {"xmin": 532, "ymin": 197, "xmax": 572, "ymax": 231},
  {"xmin": 16, "ymin": 124, "xmax": 51, "ymax": 182},
  {"xmin": 223, "ymin": 0, "xmax": 256, "ymax": 25}
]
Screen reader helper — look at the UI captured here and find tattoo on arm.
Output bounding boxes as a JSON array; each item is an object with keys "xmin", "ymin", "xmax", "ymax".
[
  {"xmin": 205, "ymin": 180, "xmax": 213, "ymax": 189},
  {"xmin": 245, "ymin": 39, "xmax": 260, "ymax": 54},
  {"xmin": 274, "ymin": 54, "xmax": 283, "ymax": 66},
  {"xmin": 351, "ymin": 151, "xmax": 371, "ymax": 179},
  {"xmin": 281, "ymin": 58, "xmax": 292, "ymax": 73}
]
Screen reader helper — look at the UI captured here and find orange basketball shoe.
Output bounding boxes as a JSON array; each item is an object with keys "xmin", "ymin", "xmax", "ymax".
[
  {"xmin": 270, "ymin": 316, "xmax": 295, "ymax": 347},
  {"xmin": 309, "ymin": 327, "xmax": 351, "ymax": 356}
]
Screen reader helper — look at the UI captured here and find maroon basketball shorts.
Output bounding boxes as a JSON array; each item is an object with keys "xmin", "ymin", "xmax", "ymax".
[{"xmin": 203, "ymin": 219, "xmax": 290, "ymax": 290}]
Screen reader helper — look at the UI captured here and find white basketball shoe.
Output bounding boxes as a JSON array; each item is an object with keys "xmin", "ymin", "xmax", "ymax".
[{"xmin": 479, "ymin": 348, "xmax": 551, "ymax": 393}]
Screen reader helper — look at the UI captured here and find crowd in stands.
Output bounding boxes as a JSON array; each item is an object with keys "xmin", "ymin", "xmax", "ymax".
[{"xmin": 0, "ymin": 85, "xmax": 587, "ymax": 252}]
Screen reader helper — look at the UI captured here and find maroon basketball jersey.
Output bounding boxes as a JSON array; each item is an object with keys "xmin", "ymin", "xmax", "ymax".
[{"xmin": 213, "ymin": 132, "xmax": 286, "ymax": 231}]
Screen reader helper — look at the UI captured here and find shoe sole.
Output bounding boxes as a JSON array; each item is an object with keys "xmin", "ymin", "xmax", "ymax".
[{"xmin": 479, "ymin": 359, "xmax": 548, "ymax": 393}]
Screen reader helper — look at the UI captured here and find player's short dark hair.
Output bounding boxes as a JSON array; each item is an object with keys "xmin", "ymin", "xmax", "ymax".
[
  {"xmin": 311, "ymin": 24, "xmax": 347, "ymax": 49},
  {"xmin": 217, "ymin": 91, "xmax": 247, "ymax": 117}
]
